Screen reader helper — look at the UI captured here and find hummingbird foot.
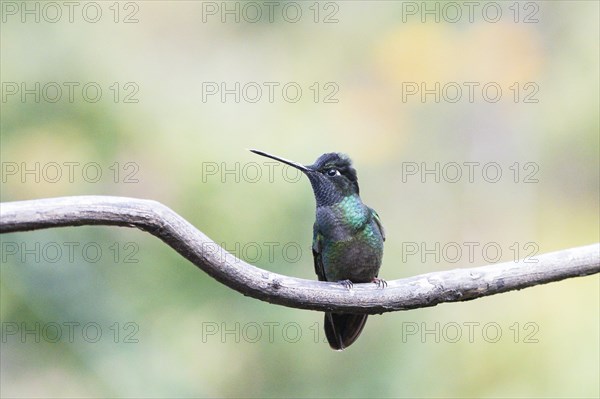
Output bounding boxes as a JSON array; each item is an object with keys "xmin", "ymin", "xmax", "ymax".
[
  {"xmin": 337, "ymin": 280, "xmax": 354, "ymax": 290},
  {"xmin": 371, "ymin": 278, "xmax": 387, "ymax": 289}
]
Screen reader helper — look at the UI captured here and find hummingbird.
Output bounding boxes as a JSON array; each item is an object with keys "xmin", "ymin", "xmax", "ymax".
[{"xmin": 250, "ymin": 149, "xmax": 386, "ymax": 350}]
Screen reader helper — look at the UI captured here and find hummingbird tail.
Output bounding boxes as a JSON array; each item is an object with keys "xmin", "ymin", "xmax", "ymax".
[{"xmin": 324, "ymin": 312, "xmax": 368, "ymax": 350}]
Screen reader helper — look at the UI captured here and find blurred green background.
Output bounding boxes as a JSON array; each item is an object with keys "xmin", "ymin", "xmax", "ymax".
[{"xmin": 1, "ymin": 1, "xmax": 598, "ymax": 397}]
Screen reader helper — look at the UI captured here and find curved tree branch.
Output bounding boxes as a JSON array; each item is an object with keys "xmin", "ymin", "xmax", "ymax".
[{"xmin": 1, "ymin": 196, "xmax": 598, "ymax": 314}]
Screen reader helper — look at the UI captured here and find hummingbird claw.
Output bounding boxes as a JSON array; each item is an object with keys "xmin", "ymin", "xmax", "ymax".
[
  {"xmin": 337, "ymin": 280, "xmax": 354, "ymax": 290},
  {"xmin": 371, "ymin": 278, "xmax": 387, "ymax": 289}
]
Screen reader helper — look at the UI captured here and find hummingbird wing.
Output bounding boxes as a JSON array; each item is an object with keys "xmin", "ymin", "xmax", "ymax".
[
  {"xmin": 314, "ymin": 223, "xmax": 368, "ymax": 349},
  {"xmin": 312, "ymin": 223, "xmax": 327, "ymax": 282},
  {"xmin": 369, "ymin": 207, "xmax": 386, "ymax": 242}
]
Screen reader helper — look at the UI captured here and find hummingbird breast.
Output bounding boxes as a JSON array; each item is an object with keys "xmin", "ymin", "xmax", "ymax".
[{"xmin": 316, "ymin": 196, "xmax": 384, "ymax": 283}]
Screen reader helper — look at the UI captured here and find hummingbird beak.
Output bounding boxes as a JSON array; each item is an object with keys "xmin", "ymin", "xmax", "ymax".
[{"xmin": 249, "ymin": 149, "xmax": 313, "ymax": 173}]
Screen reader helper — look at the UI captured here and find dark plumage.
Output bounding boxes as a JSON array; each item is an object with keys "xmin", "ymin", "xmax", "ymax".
[{"xmin": 250, "ymin": 149, "xmax": 385, "ymax": 350}]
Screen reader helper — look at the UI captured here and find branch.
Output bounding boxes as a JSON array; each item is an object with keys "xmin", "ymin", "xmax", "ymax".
[{"xmin": 1, "ymin": 196, "xmax": 598, "ymax": 314}]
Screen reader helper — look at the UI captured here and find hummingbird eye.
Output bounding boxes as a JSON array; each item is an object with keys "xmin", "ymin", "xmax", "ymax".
[{"xmin": 326, "ymin": 168, "xmax": 340, "ymax": 177}]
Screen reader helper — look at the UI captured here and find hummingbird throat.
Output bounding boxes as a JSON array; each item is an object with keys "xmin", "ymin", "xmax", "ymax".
[{"xmin": 333, "ymin": 194, "xmax": 369, "ymax": 230}]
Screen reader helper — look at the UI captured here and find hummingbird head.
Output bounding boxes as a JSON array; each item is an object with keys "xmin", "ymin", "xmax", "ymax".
[{"xmin": 250, "ymin": 149, "xmax": 359, "ymax": 207}]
